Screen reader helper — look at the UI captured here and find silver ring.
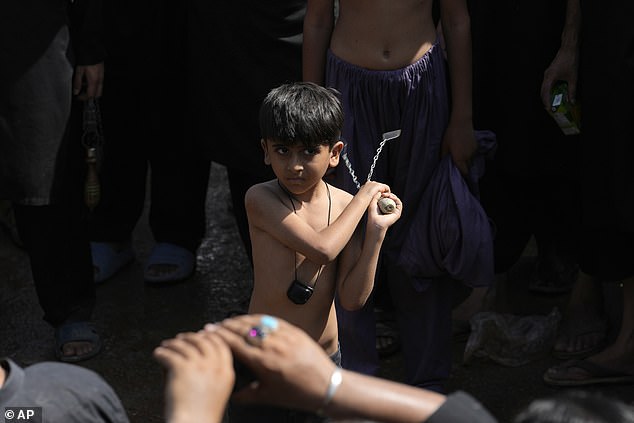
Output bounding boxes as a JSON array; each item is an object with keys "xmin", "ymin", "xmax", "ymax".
[{"xmin": 245, "ymin": 315, "xmax": 279, "ymax": 346}]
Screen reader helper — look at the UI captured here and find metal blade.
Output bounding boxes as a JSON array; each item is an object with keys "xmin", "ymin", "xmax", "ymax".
[{"xmin": 382, "ymin": 129, "xmax": 401, "ymax": 141}]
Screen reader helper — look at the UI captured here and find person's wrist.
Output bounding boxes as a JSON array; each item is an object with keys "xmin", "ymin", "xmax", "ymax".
[{"xmin": 316, "ymin": 367, "xmax": 343, "ymax": 417}]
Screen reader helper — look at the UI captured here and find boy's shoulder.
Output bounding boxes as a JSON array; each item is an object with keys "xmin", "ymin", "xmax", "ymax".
[{"xmin": 245, "ymin": 179, "xmax": 280, "ymax": 206}]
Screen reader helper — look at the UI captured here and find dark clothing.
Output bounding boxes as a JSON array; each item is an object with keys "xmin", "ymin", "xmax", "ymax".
[
  {"xmin": 576, "ymin": 0, "xmax": 634, "ymax": 281},
  {"xmin": 190, "ymin": 0, "xmax": 306, "ymax": 177},
  {"xmin": 0, "ymin": 27, "xmax": 74, "ymax": 206},
  {"xmin": 0, "ymin": 0, "xmax": 103, "ymax": 84},
  {"xmin": 189, "ymin": 0, "xmax": 305, "ymax": 257},
  {"xmin": 337, "ymin": 267, "xmax": 454, "ymax": 393},
  {"xmin": 14, "ymin": 201, "xmax": 95, "ymax": 326},
  {"xmin": 87, "ymin": 1, "xmax": 209, "ymax": 252},
  {"xmin": 0, "ymin": 5, "xmax": 98, "ymax": 328},
  {"xmin": 426, "ymin": 391, "xmax": 497, "ymax": 423},
  {"xmin": 470, "ymin": 0, "xmax": 582, "ymax": 274},
  {"xmin": 327, "ymin": 43, "xmax": 493, "ymax": 391},
  {"xmin": 0, "ymin": 359, "xmax": 129, "ymax": 423}
]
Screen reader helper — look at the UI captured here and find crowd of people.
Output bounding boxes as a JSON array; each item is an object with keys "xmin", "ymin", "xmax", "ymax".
[{"xmin": 1, "ymin": 0, "xmax": 633, "ymax": 421}]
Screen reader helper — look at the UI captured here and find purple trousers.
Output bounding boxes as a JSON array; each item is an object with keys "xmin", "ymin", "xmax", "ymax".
[{"xmin": 327, "ymin": 44, "xmax": 494, "ymax": 391}]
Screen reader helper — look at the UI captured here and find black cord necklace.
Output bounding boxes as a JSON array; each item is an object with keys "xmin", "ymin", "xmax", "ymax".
[{"xmin": 277, "ymin": 179, "xmax": 332, "ymax": 305}]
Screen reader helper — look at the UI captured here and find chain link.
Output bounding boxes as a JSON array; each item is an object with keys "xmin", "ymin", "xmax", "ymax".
[{"xmin": 341, "ymin": 130, "xmax": 401, "ymax": 190}]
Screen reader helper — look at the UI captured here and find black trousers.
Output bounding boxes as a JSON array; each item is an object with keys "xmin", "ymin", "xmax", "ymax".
[
  {"xmin": 1, "ymin": 26, "xmax": 95, "ymax": 328},
  {"xmin": 14, "ymin": 201, "xmax": 95, "ymax": 327},
  {"xmin": 86, "ymin": 73, "xmax": 210, "ymax": 253}
]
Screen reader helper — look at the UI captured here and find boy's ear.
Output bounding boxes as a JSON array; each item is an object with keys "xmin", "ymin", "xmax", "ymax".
[
  {"xmin": 329, "ymin": 141, "xmax": 344, "ymax": 168},
  {"xmin": 261, "ymin": 139, "xmax": 271, "ymax": 165}
]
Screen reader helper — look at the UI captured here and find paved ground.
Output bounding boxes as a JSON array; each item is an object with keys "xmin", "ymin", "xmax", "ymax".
[{"xmin": 1, "ymin": 163, "xmax": 632, "ymax": 422}]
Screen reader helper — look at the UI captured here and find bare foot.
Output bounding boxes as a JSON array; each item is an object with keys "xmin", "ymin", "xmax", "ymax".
[
  {"xmin": 61, "ymin": 341, "xmax": 97, "ymax": 359},
  {"xmin": 553, "ymin": 273, "xmax": 606, "ymax": 358},
  {"xmin": 55, "ymin": 321, "xmax": 102, "ymax": 362}
]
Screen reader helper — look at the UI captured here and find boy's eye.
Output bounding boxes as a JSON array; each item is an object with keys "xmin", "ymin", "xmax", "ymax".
[
  {"xmin": 304, "ymin": 147, "xmax": 320, "ymax": 155},
  {"xmin": 274, "ymin": 146, "xmax": 289, "ymax": 155}
]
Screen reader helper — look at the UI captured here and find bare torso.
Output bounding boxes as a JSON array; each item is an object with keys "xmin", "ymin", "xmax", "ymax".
[
  {"xmin": 248, "ymin": 181, "xmax": 352, "ymax": 356},
  {"xmin": 331, "ymin": 0, "xmax": 437, "ymax": 70}
]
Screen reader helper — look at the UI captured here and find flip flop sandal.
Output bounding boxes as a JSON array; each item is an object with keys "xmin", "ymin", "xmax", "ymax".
[
  {"xmin": 552, "ymin": 319, "xmax": 608, "ymax": 360},
  {"xmin": 91, "ymin": 242, "xmax": 135, "ymax": 284},
  {"xmin": 544, "ymin": 359, "xmax": 634, "ymax": 387},
  {"xmin": 55, "ymin": 321, "xmax": 102, "ymax": 363},
  {"xmin": 144, "ymin": 242, "xmax": 195, "ymax": 284}
]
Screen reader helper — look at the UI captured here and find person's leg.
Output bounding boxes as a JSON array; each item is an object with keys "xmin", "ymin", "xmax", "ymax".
[
  {"xmin": 387, "ymin": 263, "xmax": 452, "ymax": 393},
  {"xmin": 14, "ymin": 203, "xmax": 95, "ymax": 319},
  {"xmin": 85, "ymin": 75, "xmax": 148, "ymax": 283},
  {"xmin": 4, "ymin": 25, "xmax": 99, "ymax": 361},
  {"xmin": 551, "ymin": 271, "xmax": 607, "ymax": 358},
  {"xmin": 12, "ymin": 134, "xmax": 99, "ymax": 360},
  {"xmin": 544, "ymin": 277, "xmax": 634, "ymax": 386},
  {"xmin": 335, "ymin": 295, "xmax": 380, "ymax": 376},
  {"xmin": 141, "ymin": 3, "xmax": 211, "ymax": 282},
  {"xmin": 87, "ymin": 75, "xmax": 148, "ymax": 244}
]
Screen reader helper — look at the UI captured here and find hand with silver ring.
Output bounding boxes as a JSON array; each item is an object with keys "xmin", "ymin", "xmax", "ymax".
[{"xmin": 245, "ymin": 315, "xmax": 279, "ymax": 346}]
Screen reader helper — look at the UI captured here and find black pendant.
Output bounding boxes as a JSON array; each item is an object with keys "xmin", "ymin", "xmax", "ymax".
[{"xmin": 287, "ymin": 279, "xmax": 314, "ymax": 305}]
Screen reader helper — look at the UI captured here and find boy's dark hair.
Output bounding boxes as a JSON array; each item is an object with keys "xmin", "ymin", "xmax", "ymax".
[
  {"xmin": 514, "ymin": 391, "xmax": 634, "ymax": 423},
  {"xmin": 259, "ymin": 82, "xmax": 343, "ymax": 149}
]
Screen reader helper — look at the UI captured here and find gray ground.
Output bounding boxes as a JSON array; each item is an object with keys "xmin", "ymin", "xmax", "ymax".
[{"xmin": 1, "ymin": 163, "xmax": 632, "ymax": 422}]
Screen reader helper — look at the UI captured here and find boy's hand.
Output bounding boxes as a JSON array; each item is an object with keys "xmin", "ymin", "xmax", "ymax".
[
  {"xmin": 368, "ymin": 192, "xmax": 402, "ymax": 231},
  {"xmin": 358, "ymin": 181, "xmax": 390, "ymax": 202}
]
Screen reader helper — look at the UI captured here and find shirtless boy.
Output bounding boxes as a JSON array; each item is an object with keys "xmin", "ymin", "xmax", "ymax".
[
  {"xmin": 303, "ymin": 0, "xmax": 479, "ymax": 392},
  {"xmin": 237, "ymin": 82, "xmax": 401, "ymax": 422},
  {"xmin": 246, "ymin": 82, "xmax": 402, "ymax": 357}
]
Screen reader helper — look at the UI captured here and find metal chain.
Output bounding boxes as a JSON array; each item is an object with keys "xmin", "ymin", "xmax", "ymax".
[
  {"xmin": 342, "ymin": 134, "xmax": 397, "ymax": 190},
  {"xmin": 81, "ymin": 98, "xmax": 104, "ymax": 150},
  {"xmin": 341, "ymin": 152, "xmax": 361, "ymax": 189},
  {"xmin": 366, "ymin": 136, "xmax": 390, "ymax": 184}
]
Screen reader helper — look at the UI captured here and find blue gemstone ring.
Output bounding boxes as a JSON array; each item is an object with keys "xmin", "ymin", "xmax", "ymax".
[{"xmin": 245, "ymin": 315, "xmax": 279, "ymax": 346}]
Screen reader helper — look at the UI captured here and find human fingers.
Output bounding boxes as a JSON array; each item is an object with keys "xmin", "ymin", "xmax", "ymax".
[
  {"xmin": 82, "ymin": 64, "xmax": 104, "ymax": 99},
  {"xmin": 72, "ymin": 67, "xmax": 86, "ymax": 96},
  {"xmin": 211, "ymin": 315, "xmax": 336, "ymax": 409},
  {"xmin": 540, "ymin": 72, "xmax": 556, "ymax": 110},
  {"xmin": 154, "ymin": 331, "xmax": 212, "ymax": 367},
  {"xmin": 153, "ymin": 343, "xmax": 185, "ymax": 369}
]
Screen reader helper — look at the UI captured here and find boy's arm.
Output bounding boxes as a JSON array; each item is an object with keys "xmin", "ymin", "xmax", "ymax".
[
  {"xmin": 337, "ymin": 193, "xmax": 402, "ymax": 311},
  {"xmin": 245, "ymin": 182, "xmax": 389, "ymax": 265},
  {"xmin": 303, "ymin": 0, "xmax": 335, "ymax": 84},
  {"xmin": 440, "ymin": 0, "xmax": 476, "ymax": 176},
  {"xmin": 540, "ymin": 0, "xmax": 581, "ymax": 108}
]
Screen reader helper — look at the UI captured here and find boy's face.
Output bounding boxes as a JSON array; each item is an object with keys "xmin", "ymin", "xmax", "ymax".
[{"xmin": 261, "ymin": 138, "xmax": 343, "ymax": 194}]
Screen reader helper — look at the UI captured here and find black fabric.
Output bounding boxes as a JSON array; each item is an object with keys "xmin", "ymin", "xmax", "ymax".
[
  {"xmin": 0, "ymin": 3, "xmax": 99, "ymax": 327},
  {"xmin": 0, "ymin": 0, "xmax": 104, "ymax": 83},
  {"xmin": 426, "ymin": 391, "xmax": 497, "ymax": 423},
  {"xmin": 14, "ymin": 199, "xmax": 95, "ymax": 327},
  {"xmin": 86, "ymin": 1, "xmax": 209, "ymax": 252},
  {"xmin": 470, "ymin": 0, "xmax": 582, "ymax": 273},
  {"xmin": 576, "ymin": 0, "xmax": 634, "ymax": 280},
  {"xmin": 189, "ymin": 0, "xmax": 306, "ymax": 178},
  {"xmin": 0, "ymin": 359, "xmax": 128, "ymax": 423}
]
